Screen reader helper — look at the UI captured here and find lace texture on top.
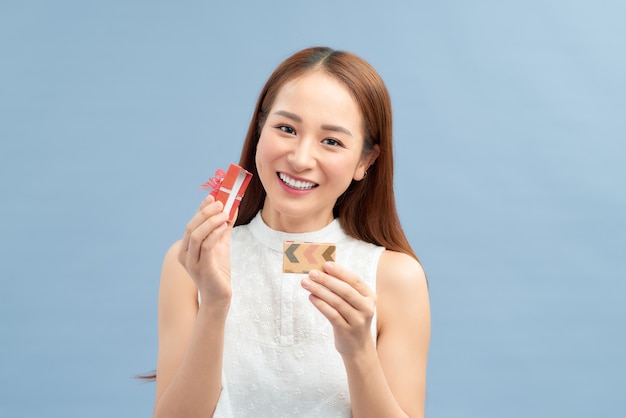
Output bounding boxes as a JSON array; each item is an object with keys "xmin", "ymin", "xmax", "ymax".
[{"xmin": 213, "ymin": 212, "xmax": 385, "ymax": 417}]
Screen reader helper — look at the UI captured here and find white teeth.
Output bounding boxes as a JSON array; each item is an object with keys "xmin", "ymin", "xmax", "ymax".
[{"xmin": 279, "ymin": 173, "xmax": 316, "ymax": 190}]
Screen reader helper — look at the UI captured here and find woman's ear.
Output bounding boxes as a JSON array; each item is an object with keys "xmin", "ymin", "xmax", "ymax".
[{"xmin": 354, "ymin": 144, "xmax": 380, "ymax": 181}]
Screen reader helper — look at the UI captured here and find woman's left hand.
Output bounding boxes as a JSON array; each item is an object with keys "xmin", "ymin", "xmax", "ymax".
[{"xmin": 301, "ymin": 262, "xmax": 376, "ymax": 356}]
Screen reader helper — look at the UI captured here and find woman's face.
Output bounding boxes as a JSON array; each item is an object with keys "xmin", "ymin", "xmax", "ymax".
[{"xmin": 255, "ymin": 71, "xmax": 374, "ymax": 232}]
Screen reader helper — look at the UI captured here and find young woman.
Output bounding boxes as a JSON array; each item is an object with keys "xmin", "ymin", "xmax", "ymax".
[{"xmin": 153, "ymin": 46, "xmax": 430, "ymax": 417}]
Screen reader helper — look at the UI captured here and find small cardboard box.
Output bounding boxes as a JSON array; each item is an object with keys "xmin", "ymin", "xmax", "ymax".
[{"xmin": 283, "ymin": 241, "xmax": 336, "ymax": 274}]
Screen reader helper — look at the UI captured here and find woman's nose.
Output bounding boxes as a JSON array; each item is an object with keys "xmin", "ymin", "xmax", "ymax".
[{"xmin": 287, "ymin": 139, "xmax": 316, "ymax": 172}]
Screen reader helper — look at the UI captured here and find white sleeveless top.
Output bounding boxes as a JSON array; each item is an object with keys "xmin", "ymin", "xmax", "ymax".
[{"xmin": 213, "ymin": 212, "xmax": 385, "ymax": 417}]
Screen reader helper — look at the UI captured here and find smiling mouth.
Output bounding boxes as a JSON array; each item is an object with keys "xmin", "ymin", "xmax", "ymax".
[{"xmin": 278, "ymin": 172, "xmax": 318, "ymax": 190}]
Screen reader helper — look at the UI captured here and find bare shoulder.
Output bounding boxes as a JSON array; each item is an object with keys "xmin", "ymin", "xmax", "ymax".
[
  {"xmin": 377, "ymin": 250, "xmax": 427, "ymax": 297},
  {"xmin": 376, "ymin": 250, "xmax": 430, "ymax": 334}
]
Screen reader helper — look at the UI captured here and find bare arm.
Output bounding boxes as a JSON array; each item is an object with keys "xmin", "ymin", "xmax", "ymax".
[
  {"xmin": 153, "ymin": 196, "xmax": 233, "ymax": 418},
  {"xmin": 347, "ymin": 251, "xmax": 430, "ymax": 417},
  {"xmin": 152, "ymin": 243, "xmax": 228, "ymax": 417},
  {"xmin": 302, "ymin": 251, "xmax": 430, "ymax": 418}
]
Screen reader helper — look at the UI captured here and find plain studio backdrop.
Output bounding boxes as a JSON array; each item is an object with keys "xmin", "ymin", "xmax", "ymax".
[{"xmin": 0, "ymin": 1, "xmax": 624, "ymax": 417}]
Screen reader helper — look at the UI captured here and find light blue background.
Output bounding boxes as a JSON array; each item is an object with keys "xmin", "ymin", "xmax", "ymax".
[{"xmin": 1, "ymin": 1, "xmax": 624, "ymax": 417}]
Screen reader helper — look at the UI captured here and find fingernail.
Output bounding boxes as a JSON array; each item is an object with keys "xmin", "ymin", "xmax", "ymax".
[
  {"xmin": 324, "ymin": 262, "xmax": 333, "ymax": 271},
  {"xmin": 309, "ymin": 270, "xmax": 319, "ymax": 279},
  {"xmin": 301, "ymin": 278, "xmax": 311, "ymax": 288}
]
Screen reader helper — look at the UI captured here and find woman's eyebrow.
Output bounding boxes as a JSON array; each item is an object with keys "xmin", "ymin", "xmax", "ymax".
[
  {"xmin": 274, "ymin": 110, "xmax": 302, "ymax": 122},
  {"xmin": 320, "ymin": 124, "xmax": 352, "ymax": 137},
  {"xmin": 274, "ymin": 110, "xmax": 353, "ymax": 137}
]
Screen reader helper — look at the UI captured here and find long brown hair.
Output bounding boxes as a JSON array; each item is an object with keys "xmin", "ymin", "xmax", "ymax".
[
  {"xmin": 236, "ymin": 46, "xmax": 418, "ymax": 261},
  {"xmin": 138, "ymin": 46, "xmax": 420, "ymax": 382}
]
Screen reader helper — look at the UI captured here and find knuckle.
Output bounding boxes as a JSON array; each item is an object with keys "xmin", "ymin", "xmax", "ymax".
[
  {"xmin": 345, "ymin": 272, "xmax": 361, "ymax": 286},
  {"xmin": 355, "ymin": 318, "xmax": 368, "ymax": 329},
  {"xmin": 189, "ymin": 230, "xmax": 204, "ymax": 246},
  {"xmin": 201, "ymin": 238, "xmax": 213, "ymax": 250},
  {"xmin": 201, "ymin": 203, "xmax": 220, "ymax": 217},
  {"xmin": 328, "ymin": 310, "xmax": 342, "ymax": 322}
]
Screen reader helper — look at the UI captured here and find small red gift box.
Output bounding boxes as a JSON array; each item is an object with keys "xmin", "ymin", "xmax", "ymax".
[{"xmin": 201, "ymin": 163, "xmax": 253, "ymax": 221}]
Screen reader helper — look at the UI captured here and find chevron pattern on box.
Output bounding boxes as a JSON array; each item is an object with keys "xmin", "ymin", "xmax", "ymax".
[{"xmin": 283, "ymin": 241, "xmax": 336, "ymax": 274}]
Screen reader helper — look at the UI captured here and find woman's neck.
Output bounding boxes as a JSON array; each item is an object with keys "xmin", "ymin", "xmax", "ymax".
[{"xmin": 259, "ymin": 207, "xmax": 334, "ymax": 233}]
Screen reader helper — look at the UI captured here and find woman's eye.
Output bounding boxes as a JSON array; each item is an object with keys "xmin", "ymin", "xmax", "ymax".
[
  {"xmin": 322, "ymin": 138, "xmax": 343, "ymax": 147},
  {"xmin": 278, "ymin": 125, "xmax": 296, "ymax": 135}
]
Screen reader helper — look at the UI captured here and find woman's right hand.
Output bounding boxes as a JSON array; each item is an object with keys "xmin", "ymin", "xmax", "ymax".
[{"xmin": 177, "ymin": 195, "xmax": 233, "ymax": 307}]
